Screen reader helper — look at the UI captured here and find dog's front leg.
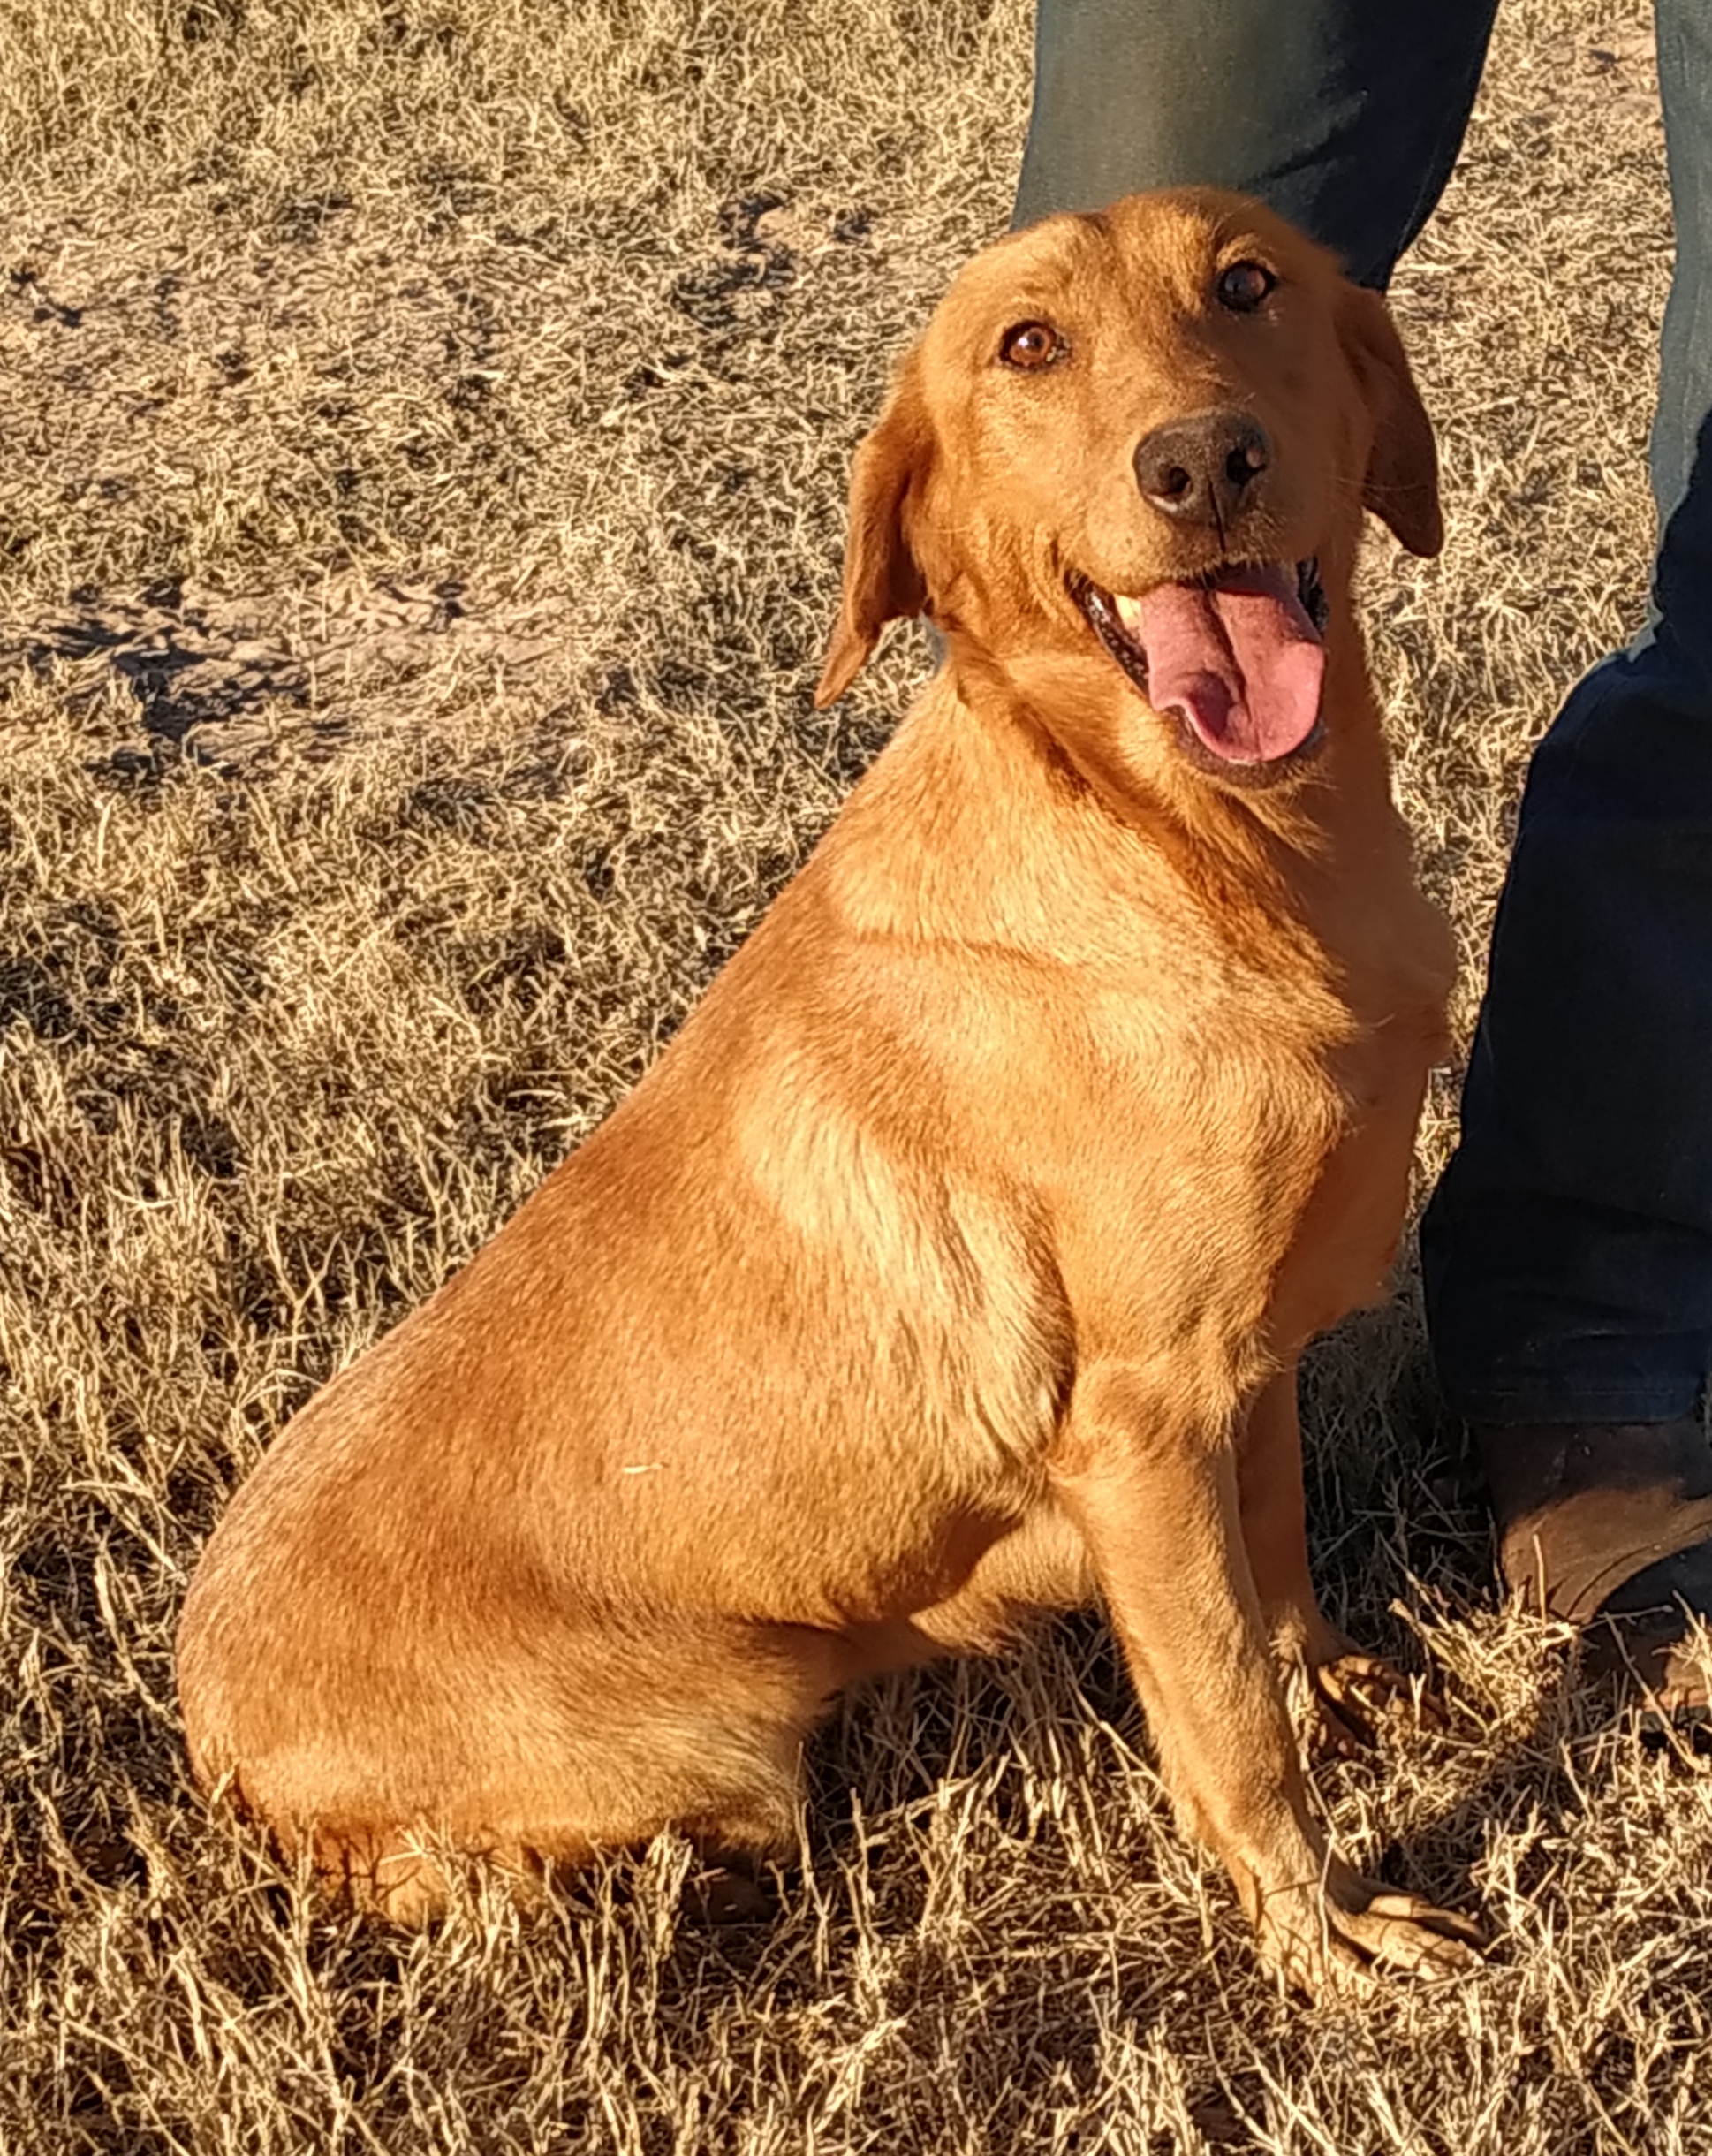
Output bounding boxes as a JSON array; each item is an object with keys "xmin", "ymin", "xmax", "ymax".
[
  {"xmin": 1237, "ymin": 1367, "xmax": 1339, "ymax": 1665},
  {"xmin": 1238, "ymin": 1370, "xmax": 1443, "ymax": 1754},
  {"xmin": 1053, "ymin": 1360, "xmax": 1480, "ymax": 1996}
]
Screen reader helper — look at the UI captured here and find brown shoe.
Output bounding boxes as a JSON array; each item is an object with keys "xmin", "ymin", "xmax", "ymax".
[{"xmin": 1474, "ymin": 1416, "xmax": 1712, "ymax": 1717}]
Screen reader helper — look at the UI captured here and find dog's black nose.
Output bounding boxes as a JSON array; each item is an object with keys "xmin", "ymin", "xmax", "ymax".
[{"xmin": 1133, "ymin": 411, "xmax": 1270, "ymax": 528}]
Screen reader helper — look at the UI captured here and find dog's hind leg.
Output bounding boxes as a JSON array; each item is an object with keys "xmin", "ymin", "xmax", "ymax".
[{"xmin": 273, "ymin": 1621, "xmax": 838, "ymax": 1919}]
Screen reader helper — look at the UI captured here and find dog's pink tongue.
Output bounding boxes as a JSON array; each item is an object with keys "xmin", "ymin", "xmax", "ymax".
[{"xmin": 1118, "ymin": 566, "xmax": 1324, "ymax": 762}]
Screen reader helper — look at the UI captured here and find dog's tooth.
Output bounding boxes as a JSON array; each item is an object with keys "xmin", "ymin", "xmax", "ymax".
[{"xmin": 1112, "ymin": 593, "xmax": 1146, "ymax": 641}]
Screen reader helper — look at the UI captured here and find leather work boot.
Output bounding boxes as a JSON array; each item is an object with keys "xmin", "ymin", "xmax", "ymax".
[{"xmin": 1473, "ymin": 1416, "xmax": 1712, "ymax": 1717}]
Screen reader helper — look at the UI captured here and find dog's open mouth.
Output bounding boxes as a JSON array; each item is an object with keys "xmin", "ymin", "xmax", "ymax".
[{"xmin": 1074, "ymin": 561, "xmax": 1329, "ymax": 766}]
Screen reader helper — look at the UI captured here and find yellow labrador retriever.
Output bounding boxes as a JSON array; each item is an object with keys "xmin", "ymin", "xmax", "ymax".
[{"xmin": 179, "ymin": 189, "xmax": 1481, "ymax": 1994}]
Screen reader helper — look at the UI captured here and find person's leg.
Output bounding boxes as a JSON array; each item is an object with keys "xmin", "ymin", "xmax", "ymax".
[
  {"xmin": 1014, "ymin": 0, "xmax": 1498, "ymax": 287},
  {"xmin": 1421, "ymin": 0, "xmax": 1712, "ymax": 1685}
]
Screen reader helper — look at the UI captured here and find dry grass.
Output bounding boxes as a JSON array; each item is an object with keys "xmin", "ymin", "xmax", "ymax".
[{"xmin": 2, "ymin": 1, "xmax": 1706, "ymax": 2149}]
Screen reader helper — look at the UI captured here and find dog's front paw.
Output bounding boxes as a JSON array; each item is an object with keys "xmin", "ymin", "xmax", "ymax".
[
  {"xmin": 1256, "ymin": 1864, "xmax": 1484, "ymax": 1999},
  {"xmin": 1303, "ymin": 1650, "xmax": 1445, "ymax": 1757}
]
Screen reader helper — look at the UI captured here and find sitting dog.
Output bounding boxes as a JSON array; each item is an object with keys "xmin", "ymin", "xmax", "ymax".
[{"xmin": 178, "ymin": 188, "xmax": 1482, "ymax": 1994}]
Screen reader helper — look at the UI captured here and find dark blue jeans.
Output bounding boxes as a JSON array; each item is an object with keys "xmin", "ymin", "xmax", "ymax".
[{"xmin": 1017, "ymin": 1, "xmax": 1712, "ymax": 1427}]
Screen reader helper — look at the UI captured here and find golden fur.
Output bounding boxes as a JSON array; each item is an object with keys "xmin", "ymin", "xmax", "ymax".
[{"xmin": 178, "ymin": 189, "xmax": 1481, "ymax": 1993}]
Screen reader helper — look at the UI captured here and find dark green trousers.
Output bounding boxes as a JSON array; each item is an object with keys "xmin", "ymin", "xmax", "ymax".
[
  {"xmin": 1015, "ymin": 3, "xmax": 1712, "ymax": 1427},
  {"xmin": 1014, "ymin": 0, "xmax": 1497, "ymax": 285}
]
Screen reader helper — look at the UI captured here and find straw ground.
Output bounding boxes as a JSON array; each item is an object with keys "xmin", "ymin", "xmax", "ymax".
[{"xmin": 4, "ymin": 1, "xmax": 1708, "ymax": 2149}]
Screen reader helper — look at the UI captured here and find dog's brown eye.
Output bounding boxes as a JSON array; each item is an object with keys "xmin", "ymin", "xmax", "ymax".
[
  {"xmin": 1216, "ymin": 261, "xmax": 1276, "ymax": 313},
  {"xmin": 999, "ymin": 320, "xmax": 1061, "ymax": 369}
]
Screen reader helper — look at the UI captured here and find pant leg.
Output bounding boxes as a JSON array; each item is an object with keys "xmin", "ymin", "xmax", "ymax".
[
  {"xmin": 1422, "ymin": 0, "xmax": 1712, "ymax": 1425},
  {"xmin": 1013, "ymin": 0, "xmax": 1498, "ymax": 287}
]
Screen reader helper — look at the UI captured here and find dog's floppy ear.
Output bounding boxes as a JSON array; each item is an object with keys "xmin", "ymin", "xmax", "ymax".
[
  {"xmin": 1339, "ymin": 284, "xmax": 1443, "ymax": 558},
  {"xmin": 814, "ymin": 361, "xmax": 934, "ymax": 708}
]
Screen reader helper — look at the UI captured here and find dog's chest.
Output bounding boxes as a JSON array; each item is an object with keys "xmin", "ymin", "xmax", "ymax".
[{"xmin": 1053, "ymin": 935, "xmax": 1437, "ymax": 1337}]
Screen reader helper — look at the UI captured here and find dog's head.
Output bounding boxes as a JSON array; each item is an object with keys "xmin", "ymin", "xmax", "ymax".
[{"xmin": 816, "ymin": 190, "xmax": 1439, "ymax": 797}]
